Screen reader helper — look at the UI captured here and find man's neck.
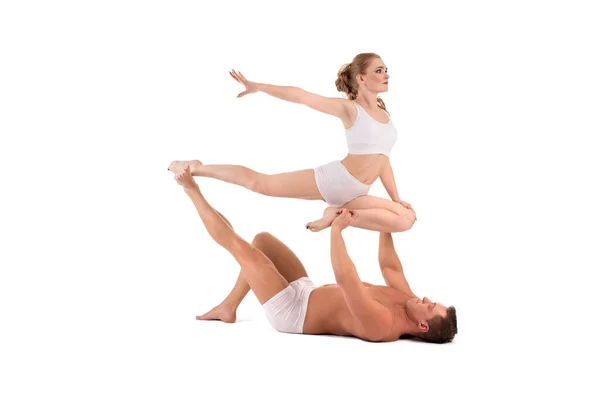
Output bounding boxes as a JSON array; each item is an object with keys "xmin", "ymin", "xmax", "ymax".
[{"xmin": 391, "ymin": 305, "xmax": 419, "ymax": 337}]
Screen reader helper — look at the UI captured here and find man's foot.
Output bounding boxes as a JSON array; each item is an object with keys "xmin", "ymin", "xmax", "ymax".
[
  {"xmin": 306, "ymin": 207, "xmax": 340, "ymax": 232},
  {"xmin": 196, "ymin": 303, "xmax": 237, "ymax": 323},
  {"xmin": 168, "ymin": 160, "xmax": 202, "ymax": 174},
  {"xmin": 174, "ymin": 165, "xmax": 197, "ymax": 189}
]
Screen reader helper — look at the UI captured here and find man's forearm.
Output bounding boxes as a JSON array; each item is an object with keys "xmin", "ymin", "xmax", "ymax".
[
  {"xmin": 256, "ymin": 83, "xmax": 307, "ymax": 104},
  {"xmin": 378, "ymin": 232, "xmax": 402, "ymax": 269},
  {"xmin": 379, "ymin": 161, "xmax": 400, "ymax": 202},
  {"xmin": 378, "ymin": 232, "xmax": 416, "ymax": 297},
  {"xmin": 330, "ymin": 228, "xmax": 361, "ymax": 285}
]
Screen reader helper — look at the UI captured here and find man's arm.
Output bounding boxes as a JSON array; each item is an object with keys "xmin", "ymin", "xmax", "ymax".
[
  {"xmin": 330, "ymin": 225, "xmax": 392, "ymax": 331},
  {"xmin": 378, "ymin": 232, "xmax": 417, "ymax": 298}
]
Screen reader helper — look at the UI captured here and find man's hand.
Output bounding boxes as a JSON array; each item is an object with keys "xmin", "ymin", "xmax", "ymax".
[{"xmin": 331, "ymin": 209, "xmax": 357, "ymax": 231}]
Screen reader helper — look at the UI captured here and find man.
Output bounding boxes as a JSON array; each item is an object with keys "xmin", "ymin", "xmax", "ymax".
[{"xmin": 175, "ymin": 165, "xmax": 457, "ymax": 343}]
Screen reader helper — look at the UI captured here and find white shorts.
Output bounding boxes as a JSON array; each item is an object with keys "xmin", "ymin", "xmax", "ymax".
[
  {"xmin": 314, "ymin": 160, "xmax": 371, "ymax": 207},
  {"xmin": 262, "ymin": 277, "xmax": 316, "ymax": 334}
]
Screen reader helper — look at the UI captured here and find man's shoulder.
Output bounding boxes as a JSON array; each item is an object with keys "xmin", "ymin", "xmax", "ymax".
[
  {"xmin": 361, "ymin": 320, "xmax": 399, "ymax": 342},
  {"xmin": 362, "ymin": 281, "xmax": 386, "ymax": 288}
]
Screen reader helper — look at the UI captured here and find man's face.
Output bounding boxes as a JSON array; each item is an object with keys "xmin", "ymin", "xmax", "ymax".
[{"xmin": 406, "ymin": 297, "xmax": 448, "ymax": 329}]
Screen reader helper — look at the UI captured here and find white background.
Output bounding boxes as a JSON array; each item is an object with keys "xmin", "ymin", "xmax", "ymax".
[{"xmin": 1, "ymin": 0, "xmax": 599, "ymax": 399}]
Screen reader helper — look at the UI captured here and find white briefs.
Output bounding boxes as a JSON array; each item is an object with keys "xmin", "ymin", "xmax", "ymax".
[
  {"xmin": 262, "ymin": 277, "xmax": 316, "ymax": 334},
  {"xmin": 314, "ymin": 160, "xmax": 371, "ymax": 207}
]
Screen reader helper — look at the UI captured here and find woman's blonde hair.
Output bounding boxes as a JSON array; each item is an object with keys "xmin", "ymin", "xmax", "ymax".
[{"xmin": 335, "ymin": 52, "xmax": 387, "ymax": 111}]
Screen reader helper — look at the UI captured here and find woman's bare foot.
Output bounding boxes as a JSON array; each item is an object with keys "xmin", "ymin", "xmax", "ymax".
[
  {"xmin": 174, "ymin": 165, "xmax": 197, "ymax": 189},
  {"xmin": 168, "ymin": 160, "xmax": 203, "ymax": 174},
  {"xmin": 196, "ymin": 303, "xmax": 237, "ymax": 323},
  {"xmin": 306, "ymin": 207, "xmax": 340, "ymax": 232}
]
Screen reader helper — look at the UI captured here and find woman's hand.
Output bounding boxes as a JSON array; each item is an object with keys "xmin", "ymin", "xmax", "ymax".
[
  {"xmin": 229, "ymin": 70, "xmax": 259, "ymax": 98},
  {"xmin": 396, "ymin": 199, "xmax": 413, "ymax": 211},
  {"xmin": 396, "ymin": 199, "xmax": 417, "ymax": 220}
]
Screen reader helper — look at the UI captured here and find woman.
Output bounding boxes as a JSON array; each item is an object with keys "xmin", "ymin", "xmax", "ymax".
[{"xmin": 169, "ymin": 52, "xmax": 416, "ymax": 233}]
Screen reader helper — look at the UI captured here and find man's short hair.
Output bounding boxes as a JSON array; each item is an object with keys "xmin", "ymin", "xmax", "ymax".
[{"xmin": 401, "ymin": 306, "xmax": 458, "ymax": 344}]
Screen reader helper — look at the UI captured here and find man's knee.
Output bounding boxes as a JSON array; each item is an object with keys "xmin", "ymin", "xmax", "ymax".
[{"xmin": 252, "ymin": 231, "xmax": 275, "ymax": 249}]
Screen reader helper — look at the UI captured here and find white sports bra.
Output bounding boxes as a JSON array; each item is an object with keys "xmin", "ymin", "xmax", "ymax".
[{"xmin": 345, "ymin": 101, "xmax": 398, "ymax": 157}]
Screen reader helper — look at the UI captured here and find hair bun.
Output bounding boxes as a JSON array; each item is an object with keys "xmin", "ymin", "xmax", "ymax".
[{"xmin": 338, "ymin": 63, "xmax": 351, "ymax": 75}]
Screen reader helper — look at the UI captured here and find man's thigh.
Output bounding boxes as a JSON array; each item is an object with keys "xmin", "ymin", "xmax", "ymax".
[
  {"xmin": 251, "ymin": 232, "xmax": 309, "ymax": 283},
  {"xmin": 228, "ymin": 234, "xmax": 289, "ymax": 305}
]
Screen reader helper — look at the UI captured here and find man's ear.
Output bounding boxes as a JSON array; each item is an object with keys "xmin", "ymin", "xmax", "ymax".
[{"xmin": 418, "ymin": 321, "xmax": 429, "ymax": 333}]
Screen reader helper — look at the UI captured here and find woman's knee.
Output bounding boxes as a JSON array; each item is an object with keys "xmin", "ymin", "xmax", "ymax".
[
  {"xmin": 248, "ymin": 174, "xmax": 272, "ymax": 195},
  {"xmin": 391, "ymin": 209, "xmax": 416, "ymax": 232}
]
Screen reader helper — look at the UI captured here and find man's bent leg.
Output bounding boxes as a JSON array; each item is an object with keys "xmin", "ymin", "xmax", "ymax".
[
  {"xmin": 194, "ymin": 197, "xmax": 250, "ymax": 322},
  {"xmin": 196, "ymin": 271, "xmax": 250, "ymax": 322},
  {"xmin": 175, "ymin": 166, "xmax": 288, "ymax": 305},
  {"xmin": 252, "ymin": 232, "xmax": 316, "ymax": 334},
  {"xmin": 251, "ymin": 232, "xmax": 309, "ymax": 282},
  {"xmin": 197, "ymin": 232, "xmax": 310, "ymax": 322}
]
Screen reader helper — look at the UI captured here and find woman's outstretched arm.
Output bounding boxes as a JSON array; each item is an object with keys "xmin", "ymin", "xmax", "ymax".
[{"xmin": 230, "ymin": 69, "xmax": 350, "ymax": 120}]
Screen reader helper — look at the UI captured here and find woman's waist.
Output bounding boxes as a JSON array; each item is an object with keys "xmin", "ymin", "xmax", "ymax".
[{"xmin": 340, "ymin": 154, "xmax": 387, "ymax": 185}]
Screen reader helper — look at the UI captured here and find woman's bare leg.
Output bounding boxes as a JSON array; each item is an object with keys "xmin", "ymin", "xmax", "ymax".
[
  {"xmin": 169, "ymin": 160, "xmax": 323, "ymax": 200},
  {"xmin": 306, "ymin": 196, "xmax": 417, "ymax": 233}
]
